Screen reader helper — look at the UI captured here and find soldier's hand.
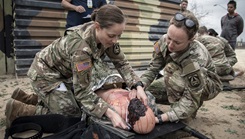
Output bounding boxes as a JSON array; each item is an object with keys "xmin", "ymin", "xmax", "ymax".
[
  {"xmin": 75, "ymin": 5, "xmax": 85, "ymax": 13},
  {"xmin": 105, "ymin": 108, "xmax": 130, "ymax": 130},
  {"xmin": 136, "ymin": 86, "xmax": 148, "ymax": 106},
  {"xmin": 128, "ymin": 89, "xmax": 137, "ymax": 99}
]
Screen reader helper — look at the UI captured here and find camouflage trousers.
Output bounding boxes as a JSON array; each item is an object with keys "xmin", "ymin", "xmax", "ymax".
[
  {"xmin": 30, "ymin": 78, "xmax": 81, "ymax": 117},
  {"xmin": 216, "ymin": 65, "xmax": 233, "ymax": 76}
]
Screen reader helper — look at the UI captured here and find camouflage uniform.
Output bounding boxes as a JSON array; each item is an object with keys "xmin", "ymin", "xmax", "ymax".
[
  {"xmin": 196, "ymin": 35, "xmax": 233, "ymax": 76},
  {"xmin": 141, "ymin": 35, "xmax": 222, "ymax": 122},
  {"xmin": 27, "ymin": 22, "xmax": 141, "ymax": 118},
  {"xmin": 217, "ymin": 36, "xmax": 237, "ymax": 66}
]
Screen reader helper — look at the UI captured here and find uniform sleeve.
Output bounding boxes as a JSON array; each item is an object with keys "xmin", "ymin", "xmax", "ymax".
[
  {"xmin": 166, "ymin": 62, "xmax": 204, "ymax": 122},
  {"xmin": 69, "ymin": 36, "xmax": 109, "ymax": 118},
  {"xmin": 223, "ymin": 39, "xmax": 237, "ymax": 66},
  {"xmin": 140, "ymin": 37, "xmax": 166, "ymax": 88},
  {"xmin": 106, "ymin": 44, "xmax": 141, "ymax": 89}
]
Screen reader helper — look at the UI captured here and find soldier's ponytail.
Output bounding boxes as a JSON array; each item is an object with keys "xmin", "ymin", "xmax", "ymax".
[{"xmin": 91, "ymin": 4, "xmax": 126, "ymax": 29}]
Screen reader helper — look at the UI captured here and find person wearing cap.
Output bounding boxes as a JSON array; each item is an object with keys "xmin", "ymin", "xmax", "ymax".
[
  {"xmin": 220, "ymin": 0, "xmax": 244, "ymax": 50},
  {"xmin": 197, "ymin": 26, "xmax": 235, "ymax": 81},
  {"xmin": 208, "ymin": 28, "xmax": 243, "ymax": 77}
]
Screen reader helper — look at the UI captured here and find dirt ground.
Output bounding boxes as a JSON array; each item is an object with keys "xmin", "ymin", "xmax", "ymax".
[{"xmin": 0, "ymin": 50, "xmax": 245, "ymax": 139}]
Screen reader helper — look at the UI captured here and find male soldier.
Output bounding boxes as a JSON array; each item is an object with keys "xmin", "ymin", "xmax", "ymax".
[
  {"xmin": 197, "ymin": 26, "xmax": 235, "ymax": 81},
  {"xmin": 221, "ymin": 0, "xmax": 244, "ymax": 50},
  {"xmin": 208, "ymin": 28, "xmax": 244, "ymax": 77}
]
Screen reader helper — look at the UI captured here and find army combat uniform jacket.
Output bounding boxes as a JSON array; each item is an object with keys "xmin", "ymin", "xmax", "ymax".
[
  {"xmin": 196, "ymin": 35, "xmax": 233, "ymax": 76},
  {"xmin": 141, "ymin": 35, "xmax": 222, "ymax": 122},
  {"xmin": 27, "ymin": 22, "xmax": 140, "ymax": 118},
  {"xmin": 217, "ymin": 36, "xmax": 237, "ymax": 66}
]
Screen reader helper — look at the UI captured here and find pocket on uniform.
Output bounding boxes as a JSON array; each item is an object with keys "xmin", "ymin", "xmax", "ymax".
[
  {"xmin": 27, "ymin": 68, "xmax": 37, "ymax": 81},
  {"xmin": 78, "ymin": 69, "xmax": 91, "ymax": 88}
]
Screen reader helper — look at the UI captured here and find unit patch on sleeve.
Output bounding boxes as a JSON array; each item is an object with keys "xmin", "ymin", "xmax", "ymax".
[
  {"xmin": 76, "ymin": 60, "xmax": 91, "ymax": 72},
  {"xmin": 113, "ymin": 43, "xmax": 120, "ymax": 55},
  {"xmin": 187, "ymin": 73, "xmax": 201, "ymax": 88},
  {"xmin": 154, "ymin": 41, "xmax": 160, "ymax": 54}
]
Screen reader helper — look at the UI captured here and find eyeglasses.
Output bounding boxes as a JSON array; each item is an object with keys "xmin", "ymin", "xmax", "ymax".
[{"xmin": 174, "ymin": 13, "xmax": 196, "ymax": 29}]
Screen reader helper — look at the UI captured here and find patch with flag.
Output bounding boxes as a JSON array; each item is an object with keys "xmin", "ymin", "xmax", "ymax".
[
  {"xmin": 76, "ymin": 60, "xmax": 91, "ymax": 72},
  {"xmin": 154, "ymin": 41, "xmax": 160, "ymax": 54}
]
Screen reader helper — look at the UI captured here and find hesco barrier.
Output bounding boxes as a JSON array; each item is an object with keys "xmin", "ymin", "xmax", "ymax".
[
  {"xmin": 13, "ymin": 0, "xmax": 180, "ymax": 75},
  {"xmin": 0, "ymin": 0, "xmax": 5, "ymax": 74}
]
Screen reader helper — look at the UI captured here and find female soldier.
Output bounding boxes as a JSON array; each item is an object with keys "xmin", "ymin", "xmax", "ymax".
[
  {"xmin": 5, "ymin": 4, "xmax": 146, "ymax": 130},
  {"xmin": 139, "ymin": 12, "xmax": 222, "ymax": 124}
]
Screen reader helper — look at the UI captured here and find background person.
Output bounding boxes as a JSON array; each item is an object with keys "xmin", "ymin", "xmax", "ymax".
[
  {"xmin": 208, "ymin": 28, "xmax": 244, "ymax": 77},
  {"xmin": 220, "ymin": 0, "xmax": 244, "ymax": 50},
  {"xmin": 61, "ymin": 0, "xmax": 107, "ymax": 28},
  {"xmin": 180, "ymin": 0, "xmax": 188, "ymax": 12},
  {"xmin": 197, "ymin": 26, "xmax": 234, "ymax": 81},
  {"xmin": 5, "ymin": 4, "xmax": 147, "ymax": 130}
]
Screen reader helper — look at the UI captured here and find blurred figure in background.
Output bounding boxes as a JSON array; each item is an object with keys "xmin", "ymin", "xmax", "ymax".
[
  {"xmin": 61, "ymin": 0, "xmax": 107, "ymax": 28},
  {"xmin": 180, "ymin": 0, "xmax": 189, "ymax": 12},
  {"xmin": 208, "ymin": 28, "xmax": 244, "ymax": 77},
  {"xmin": 197, "ymin": 26, "xmax": 235, "ymax": 82},
  {"xmin": 220, "ymin": 0, "xmax": 244, "ymax": 50}
]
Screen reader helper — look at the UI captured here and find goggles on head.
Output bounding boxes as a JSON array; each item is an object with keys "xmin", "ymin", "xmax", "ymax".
[{"xmin": 174, "ymin": 13, "xmax": 196, "ymax": 29}]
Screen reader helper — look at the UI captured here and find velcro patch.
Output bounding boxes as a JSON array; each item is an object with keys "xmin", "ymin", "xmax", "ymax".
[
  {"xmin": 76, "ymin": 60, "xmax": 91, "ymax": 72},
  {"xmin": 113, "ymin": 43, "xmax": 120, "ymax": 55},
  {"xmin": 154, "ymin": 41, "xmax": 160, "ymax": 54},
  {"xmin": 187, "ymin": 73, "xmax": 201, "ymax": 88}
]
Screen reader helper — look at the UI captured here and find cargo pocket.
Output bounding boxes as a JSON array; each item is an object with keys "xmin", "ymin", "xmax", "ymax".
[
  {"xmin": 78, "ymin": 68, "xmax": 92, "ymax": 89},
  {"xmin": 27, "ymin": 68, "xmax": 38, "ymax": 81}
]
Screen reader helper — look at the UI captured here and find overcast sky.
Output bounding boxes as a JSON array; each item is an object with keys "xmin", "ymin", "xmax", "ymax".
[{"xmin": 188, "ymin": 0, "xmax": 245, "ymax": 41}]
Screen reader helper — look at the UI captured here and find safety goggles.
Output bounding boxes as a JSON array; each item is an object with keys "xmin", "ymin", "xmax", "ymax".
[{"xmin": 174, "ymin": 13, "xmax": 196, "ymax": 29}]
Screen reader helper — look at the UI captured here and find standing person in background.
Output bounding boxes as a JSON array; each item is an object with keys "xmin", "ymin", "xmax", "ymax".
[
  {"xmin": 221, "ymin": 0, "xmax": 244, "ymax": 50},
  {"xmin": 61, "ymin": 0, "xmax": 107, "ymax": 28},
  {"xmin": 180, "ymin": 0, "xmax": 190, "ymax": 13}
]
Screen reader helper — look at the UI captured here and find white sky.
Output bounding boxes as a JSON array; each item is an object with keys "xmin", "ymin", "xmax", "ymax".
[{"xmin": 188, "ymin": 0, "xmax": 245, "ymax": 41}]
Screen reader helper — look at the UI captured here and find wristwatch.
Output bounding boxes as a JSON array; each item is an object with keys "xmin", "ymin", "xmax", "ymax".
[{"xmin": 131, "ymin": 81, "xmax": 144, "ymax": 90}]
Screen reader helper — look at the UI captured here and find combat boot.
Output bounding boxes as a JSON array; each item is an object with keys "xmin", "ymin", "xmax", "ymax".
[
  {"xmin": 11, "ymin": 88, "xmax": 38, "ymax": 105},
  {"xmin": 5, "ymin": 99, "xmax": 36, "ymax": 128}
]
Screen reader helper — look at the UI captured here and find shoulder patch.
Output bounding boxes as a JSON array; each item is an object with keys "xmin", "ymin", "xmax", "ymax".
[
  {"xmin": 113, "ymin": 43, "xmax": 120, "ymax": 55},
  {"xmin": 154, "ymin": 41, "xmax": 160, "ymax": 54},
  {"xmin": 187, "ymin": 73, "xmax": 201, "ymax": 88},
  {"xmin": 76, "ymin": 59, "xmax": 91, "ymax": 72}
]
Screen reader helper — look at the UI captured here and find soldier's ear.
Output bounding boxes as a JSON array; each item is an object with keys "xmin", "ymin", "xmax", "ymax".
[{"xmin": 94, "ymin": 22, "xmax": 101, "ymax": 30}]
